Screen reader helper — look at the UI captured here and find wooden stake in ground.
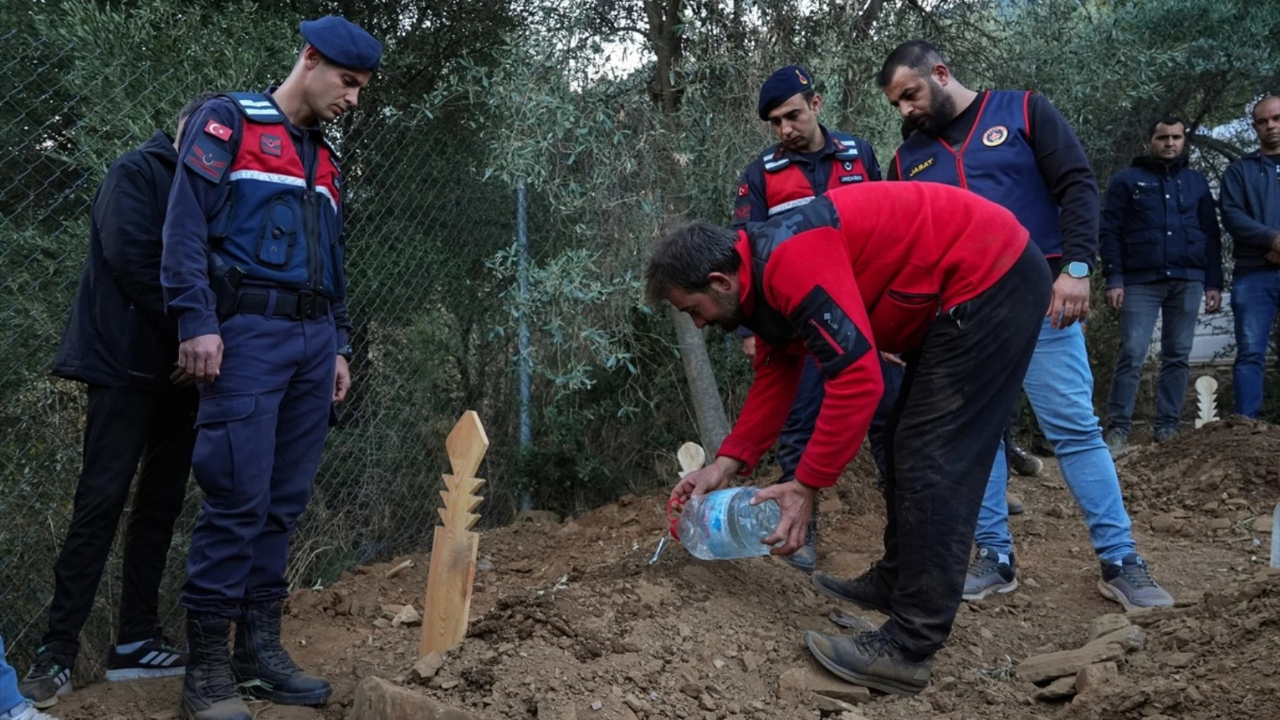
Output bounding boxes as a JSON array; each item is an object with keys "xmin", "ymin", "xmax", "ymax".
[{"xmin": 421, "ymin": 410, "xmax": 488, "ymax": 657}]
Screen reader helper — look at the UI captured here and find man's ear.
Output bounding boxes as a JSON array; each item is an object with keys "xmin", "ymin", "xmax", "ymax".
[
  {"xmin": 304, "ymin": 45, "xmax": 324, "ymax": 70},
  {"xmin": 810, "ymin": 94, "xmax": 823, "ymax": 114},
  {"xmin": 707, "ymin": 271, "xmax": 736, "ymax": 294},
  {"xmin": 932, "ymin": 63, "xmax": 951, "ymax": 87}
]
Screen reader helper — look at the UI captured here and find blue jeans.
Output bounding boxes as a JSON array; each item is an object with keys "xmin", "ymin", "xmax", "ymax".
[
  {"xmin": 1105, "ymin": 280, "xmax": 1202, "ymax": 433},
  {"xmin": 1231, "ymin": 269, "xmax": 1280, "ymax": 418},
  {"xmin": 0, "ymin": 636, "xmax": 28, "ymax": 718},
  {"xmin": 775, "ymin": 355, "xmax": 904, "ymax": 482},
  {"xmin": 975, "ymin": 319, "xmax": 1135, "ymax": 564}
]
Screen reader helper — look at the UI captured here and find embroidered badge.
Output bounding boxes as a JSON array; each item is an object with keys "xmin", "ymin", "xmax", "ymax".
[
  {"xmin": 184, "ymin": 139, "xmax": 230, "ymax": 183},
  {"xmin": 738, "ymin": 183, "xmax": 749, "ymax": 197},
  {"xmin": 260, "ymin": 134, "xmax": 283, "ymax": 157},
  {"xmin": 909, "ymin": 157, "xmax": 935, "ymax": 178},
  {"xmin": 982, "ymin": 125, "xmax": 1009, "ymax": 147},
  {"xmin": 203, "ymin": 119, "xmax": 232, "ymax": 142}
]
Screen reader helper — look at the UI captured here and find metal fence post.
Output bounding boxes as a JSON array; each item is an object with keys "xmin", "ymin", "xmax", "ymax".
[{"xmin": 516, "ymin": 176, "xmax": 533, "ymax": 511}]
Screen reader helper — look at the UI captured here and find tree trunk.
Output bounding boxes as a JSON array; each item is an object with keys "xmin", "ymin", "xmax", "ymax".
[{"xmin": 645, "ymin": 0, "xmax": 731, "ymax": 454}]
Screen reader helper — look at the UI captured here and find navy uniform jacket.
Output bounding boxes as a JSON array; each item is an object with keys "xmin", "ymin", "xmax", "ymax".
[
  {"xmin": 1220, "ymin": 152, "xmax": 1280, "ymax": 277},
  {"xmin": 160, "ymin": 93, "xmax": 352, "ymax": 349},
  {"xmin": 1099, "ymin": 154, "xmax": 1222, "ymax": 290},
  {"xmin": 733, "ymin": 126, "xmax": 881, "ymax": 228},
  {"xmin": 54, "ymin": 130, "xmax": 191, "ymax": 392}
]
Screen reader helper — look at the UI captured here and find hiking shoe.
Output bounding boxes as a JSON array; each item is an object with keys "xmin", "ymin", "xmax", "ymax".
[
  {"xmin": 828, "ymin": 611, "xmax": 877, "ymax": 633},
  {"xmin": 811, "ymin": 564, "xmax": 893, "ymax": 615},
  {"xmin": 1006, "ymin": 491, "xmax": 1025, "ymax": 516},
  {"xmin": 8, "ymin": 705, "xmax": 64, "ymax": 720},
  {"xmin": 1104, "ymin": 428, "xmax": 1129, "ymax": 458},
  {"xmin": 1153, "ymin": 427, "xmax": 1178, "ymax": 443},
  {"xmin": 805, "ymin": 630, "xmax": 932, "ymax": 696},
  {"xmin": 782, "ymin": 513, "xmax": 818, "ymax": 574},
  {"xmin": 106, "ymin": 636, "xmax": 187, "ymax": 681},
  {"xmin": 18, "ymin": 649, "xmax": 73, "ymax": 709},
  {"xmin": 963, "ymin": 547, "xmax": 1018, "ymax": 601},
  {"xmin": 1098, "ymin": 553, "xmax": 1174, "ymax": 611},
  {"xmin": 1006, "ymin": 438, "xmax": 1043, "ymax": 477}
]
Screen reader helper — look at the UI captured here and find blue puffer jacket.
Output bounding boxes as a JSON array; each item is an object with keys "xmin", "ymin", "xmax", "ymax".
[{"xmin": 1099, "ymin": 154, "xmax": 1222, "ymax": 289}]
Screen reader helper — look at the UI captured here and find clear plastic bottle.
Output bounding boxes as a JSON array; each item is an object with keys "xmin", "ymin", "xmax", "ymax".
[{"xmin": 675, "ymin": 487, "xmax": 781, "ymax": 560}]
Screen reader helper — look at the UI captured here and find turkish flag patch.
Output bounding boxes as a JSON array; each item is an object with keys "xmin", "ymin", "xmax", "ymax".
[
  {"xmin": 203, "ymin": 119, "xmax": 233, "ymax": 142},
  {"xmin": 260, "ymin": 134, "xmax": 282, "ymax": 157},
  {"xmin": 738, "ymin": 183, "xmax": 749, "ymax": 197},
  {"xmin": 184, "ymin": 138, "xmax": 231, "ymax": 184}
]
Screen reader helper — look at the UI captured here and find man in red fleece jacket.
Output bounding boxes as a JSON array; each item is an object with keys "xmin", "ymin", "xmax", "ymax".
[{"xmin": 647, "ymin": 181, "xmax": 1050, "ymax": 696}]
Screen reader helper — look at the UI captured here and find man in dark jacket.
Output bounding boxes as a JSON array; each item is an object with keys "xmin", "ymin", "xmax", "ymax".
[
  {"xmin": 1222, "ymin": 95, "xmax": 1280, "ymax": 418},
  {"xmin": 1101, "ymin": 117, "xmax": 1223, "ymax": 452},
  {"xmin": 18, "ymin": 94, "xmax": 214, "ymax": 710}
]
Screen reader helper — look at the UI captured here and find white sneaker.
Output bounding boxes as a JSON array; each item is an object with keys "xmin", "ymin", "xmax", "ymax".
[{"xmin": 12, "ymin": 705, "xmax": 63, "ymax": 720}]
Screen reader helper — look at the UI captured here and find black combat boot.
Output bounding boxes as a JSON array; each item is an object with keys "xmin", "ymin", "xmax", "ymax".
[
  {"xmin": 181, "ymin": 614, "xmax": 252, "ymax": 720},
  {"xmin": 231, "ymin": 600, "xmax": 331, "ymax": 706}
]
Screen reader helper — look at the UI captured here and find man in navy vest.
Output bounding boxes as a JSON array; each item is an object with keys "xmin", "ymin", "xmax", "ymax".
[
  {"xmin": 810, "ymin": 40, "xmax": 1174, "ymax": 616},
  {"xmin": 1101, "ymin": 117, "xmax": 1222, "ymax": 454},
  {"xmin": 161, "ymin": 16, "xmax": 380, "ymax": 720},
  {"xmin": 731, "ymin": 65, "xmax": 901, "ymax": 574}
]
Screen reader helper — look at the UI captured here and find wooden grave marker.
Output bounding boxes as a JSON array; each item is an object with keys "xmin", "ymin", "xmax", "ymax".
[{"xmin": 421, "ymin": 410, "xmax": 488, "ymax": 657}]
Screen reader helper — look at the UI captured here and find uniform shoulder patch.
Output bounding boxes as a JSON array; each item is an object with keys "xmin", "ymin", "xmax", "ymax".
[
  {"xmin": 203, "ymin": 118, "xmax": 233, "ymax": 141},
  {"xmin": 184, "ymin": 137, "xmax": 232, "ymax": 184},
  {"xmin": 789, "ymin": 285, "xmax": 871, "ymax": 378}
]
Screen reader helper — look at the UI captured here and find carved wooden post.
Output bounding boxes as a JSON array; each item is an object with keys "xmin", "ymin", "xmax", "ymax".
[{"xmin": 421, "ymin": 411, "xmax": 488, "ymax": 657}]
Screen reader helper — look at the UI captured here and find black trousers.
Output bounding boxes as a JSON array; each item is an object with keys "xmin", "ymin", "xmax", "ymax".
[
  {"xmin": 876, "ymin": 244, "xmax": 1051, "ymax": 656},
  {"xmin": 42, "ymin": 385, "xmax": 197, "ymax": 657}
]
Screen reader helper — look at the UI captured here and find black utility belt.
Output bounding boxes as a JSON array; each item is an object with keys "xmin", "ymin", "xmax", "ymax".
[{"xmin": 233, "ymin": 290, "xmax": 332, "ymax": 320}]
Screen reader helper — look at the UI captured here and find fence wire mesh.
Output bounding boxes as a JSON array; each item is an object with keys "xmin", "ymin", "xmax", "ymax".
[{"xmin": 0, "ymin": 32, "xmax": 556, "ymax": 680}]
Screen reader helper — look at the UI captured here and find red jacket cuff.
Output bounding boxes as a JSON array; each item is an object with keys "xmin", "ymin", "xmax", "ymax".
[
  {"xmin": 716, "ymin": 436, "xmax": 763, "ymax": 476},
  {"xmin": 794, "ymin": 459, "xmax": 839, "ymax": 489}
]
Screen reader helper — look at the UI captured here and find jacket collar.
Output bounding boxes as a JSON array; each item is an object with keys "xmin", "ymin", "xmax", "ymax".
[{"xmin": 1132, "ymin": 153, "xmax": 1188, "ymax": 174}]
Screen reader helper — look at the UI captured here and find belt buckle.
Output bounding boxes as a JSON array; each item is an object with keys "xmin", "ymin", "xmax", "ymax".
[{"xmin": 298, "ymin": 292, "xmax": 316, "ymax": 320}]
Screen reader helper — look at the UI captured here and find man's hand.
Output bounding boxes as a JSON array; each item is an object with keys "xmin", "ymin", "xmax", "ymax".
[
  {"xmin": 334, "ymin": 355, "xmax": 351, "ymax": 402},
  {"xmin": 1047, "ymin": 275, "xmax": 1090, "ymax": 329},
  {"xmin": 178, "ymin": 334, "xmax": 224, "ymax": 383},
  {"xmin": 1267, "ymin": 249, "xmax": 1280, "ymax": 265},
  {"xmin": 741, "ymin": 336, "xmax": 756, "ymax": 360},
  {"xmin": 1106, "ymin": 287, "xmax": 1124, "ymax": 309},
  {"xmin": 170, "ymin": 365, "xmax": 195, "ymax": 388},
  {"xmin": 669, "ymin": 456, "xmax": 743, "ymax": 508},
  {"xmin": 879, "ymin": 351, "xmax": 906, "ymax": 368},
  {"xmin": 1269, "ymin": 232, "xmax": 1280, "ymax": 255},
  {"xmin": 753, "ymin": 479, "xmax": 817, "ymax": 556},
  {"xmin": 1205, "ymin": 289, "xmax": 1222, "ymax": 314}
]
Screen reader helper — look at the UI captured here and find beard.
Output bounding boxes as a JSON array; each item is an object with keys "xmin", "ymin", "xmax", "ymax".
[
  {"xmin": 710, "ymin": 290, "xmax": 747, "ymax": 332},
  {"xmin": 909, "ymin": 80, "xmax": 958, "ymax": 136}
]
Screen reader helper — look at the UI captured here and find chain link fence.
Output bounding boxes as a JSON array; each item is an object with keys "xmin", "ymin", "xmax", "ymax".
[{"xmin": 0, "ymin": 32, "xmax": 580, "ymax": 680}]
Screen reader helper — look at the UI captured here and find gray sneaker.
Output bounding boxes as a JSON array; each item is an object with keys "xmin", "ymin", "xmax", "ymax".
[
  {"xmin": 1152, "ymin": 427, "xmax": 1178, "ymax": 444},
  {"xmin": 18, "ymin": 649, "xmax": 73, "ymax": 709},
  {"xmin": 1103, "ymin": 428, "xmax": 1129, "ymax": 457},
  {"xmin": 804, "ymin": 630, "xmax": 932, "ymax": 696},
  {"xmin": 1098, "ymin": 553, "xmax": 1174, "ymax": 610},
  {"xmin": 962, "ymin": 547, "xmax": 1017, "ymax": 601}
]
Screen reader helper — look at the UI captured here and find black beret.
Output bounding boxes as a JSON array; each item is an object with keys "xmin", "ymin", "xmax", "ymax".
[
  {"xmin": 299, "ymin": 15, "xmax": 382, "ymax": 71},
  {"xmin": 757, "ymin": 65, "xmax": 815, "ymax": 120}
]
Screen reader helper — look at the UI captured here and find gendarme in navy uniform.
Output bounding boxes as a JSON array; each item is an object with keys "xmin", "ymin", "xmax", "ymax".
[{"xmin": 160, "ymin": 16, "xmax": 380, "ymax": 720}]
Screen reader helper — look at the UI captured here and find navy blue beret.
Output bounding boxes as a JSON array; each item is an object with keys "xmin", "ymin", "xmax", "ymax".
[
  {"xmin": 757, "ymin": 65, "xmax": 815, "ymax": 120},
  {"xmin": 299, "ymin": 16, "xmax": 382, "ymax": 71}
]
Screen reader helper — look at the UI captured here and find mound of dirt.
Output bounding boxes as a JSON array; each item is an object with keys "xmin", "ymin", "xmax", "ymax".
[
  {"xmin": 49, "ymin": 421, "xmax": 1280, "ymax": 720},
  {"xmin": 1120, "ymin": 417, "xmax": 1279, "ymax": 540}
]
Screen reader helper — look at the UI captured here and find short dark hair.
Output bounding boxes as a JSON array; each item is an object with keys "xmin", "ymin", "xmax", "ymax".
[
  {"xmin": 644, "ymin": 221, "xmax": 741, "ymax": 304},
  {"xmin": 876, "ymin": 40, "xmax": 945, "ymax": 88},
  {"xmin": 179, "ymin": 92, "xmax": 220, "ymax": 124},
  {"xmin": 1147, "ymin": 116, "xmax": 1185, "ymax": 137}
]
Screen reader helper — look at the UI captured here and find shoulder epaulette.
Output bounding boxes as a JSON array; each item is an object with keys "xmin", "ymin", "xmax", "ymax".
[
  {"xmin": 829, "ymin": 132, "xmax": 862, "ymax": 161},
  {"xmin": 225, "ymin": 92, "xmax": 284, "ymax": 123},
  {"xmin": 762, "ymin": 146, "xmax": 791, "ymax": 173}
]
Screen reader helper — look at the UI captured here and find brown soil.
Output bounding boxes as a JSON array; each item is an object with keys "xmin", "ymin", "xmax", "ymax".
[{"xmin": 52, "ymin": 424, "xmax": 1280, "ymax": 720}]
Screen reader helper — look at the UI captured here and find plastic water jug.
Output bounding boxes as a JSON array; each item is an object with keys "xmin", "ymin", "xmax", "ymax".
[{"xmin": 673, "ymin": 487, "xmax": 781, "ymax": 560}]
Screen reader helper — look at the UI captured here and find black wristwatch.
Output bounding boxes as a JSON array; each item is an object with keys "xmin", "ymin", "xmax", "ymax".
[{"xmin": 337, "ymin": 344, "xmax": 354, "ymax": 361}]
